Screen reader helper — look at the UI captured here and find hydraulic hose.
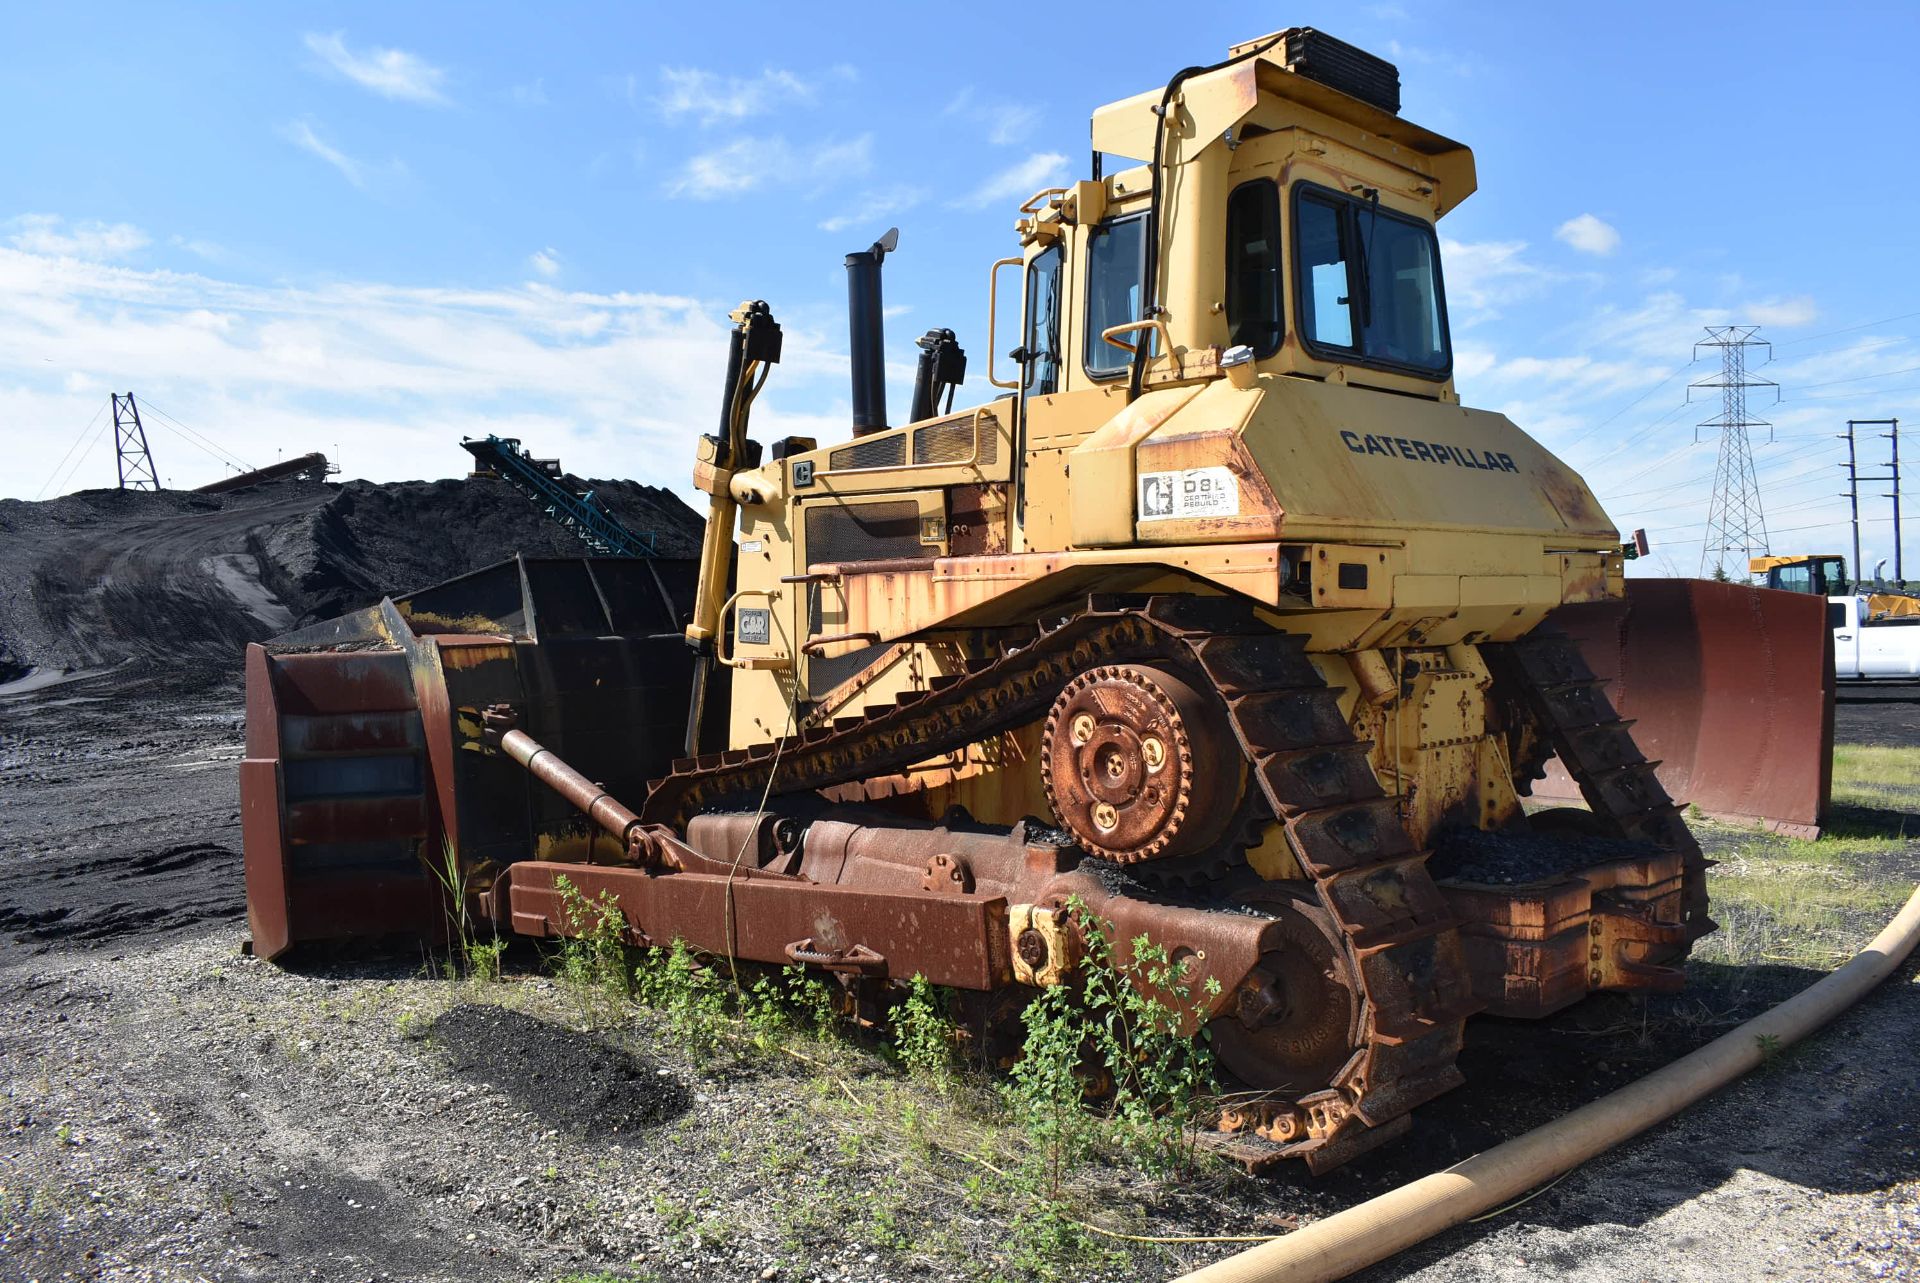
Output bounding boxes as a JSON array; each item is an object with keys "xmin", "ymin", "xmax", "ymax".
[{"xmin": 1175, "ymin": 882, "xmax": 1920, "ymax": 1283}]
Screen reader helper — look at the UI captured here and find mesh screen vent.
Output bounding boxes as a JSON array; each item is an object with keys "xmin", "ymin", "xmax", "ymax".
[
  {"xmin": 913, "ymin": 415, "xmax": 1000, "ymax": 466},
  {"xmin": 828, "ymin": 434, "xmax": 907, "ymax": 472}
]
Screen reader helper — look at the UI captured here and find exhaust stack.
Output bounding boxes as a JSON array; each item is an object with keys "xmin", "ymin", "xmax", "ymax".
[{"xmin": 845, "ymin": 227, "xmax": 899, "ymax": 437}]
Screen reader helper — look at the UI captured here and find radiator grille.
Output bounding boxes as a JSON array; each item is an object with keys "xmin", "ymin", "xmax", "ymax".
[
  {"xmin": 828, "ymin": 434, "xmax": 906, "ymax": 472},
  {"xmin": 913, "ymin": 415, "xmax": 999, "ymax": 466},
  {"xmin": 803, "ymin": 500, "xmax": 923, "ymax": 565}
]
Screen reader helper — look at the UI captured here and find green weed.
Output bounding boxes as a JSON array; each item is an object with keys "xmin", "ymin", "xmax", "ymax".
[
  {"xmin": 890, "ymin": 974, "xmax": 956, "ymax": 1086},
  {"xmin": 548, "ymin": 875, "xmax": 635, "ymax": 1026}
]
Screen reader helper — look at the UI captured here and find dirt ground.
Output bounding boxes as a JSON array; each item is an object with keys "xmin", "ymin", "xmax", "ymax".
[{"xmin": 4, "ymin": 488, "xmax": 1919, "ymax": 1282}]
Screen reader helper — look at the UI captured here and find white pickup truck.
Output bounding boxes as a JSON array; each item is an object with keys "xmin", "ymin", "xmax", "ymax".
[{"xmin": 1829, "ymin": 595, "xmax": 1920, "ymax": 680}]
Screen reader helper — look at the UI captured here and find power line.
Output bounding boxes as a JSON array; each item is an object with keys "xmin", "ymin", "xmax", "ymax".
[
  {"xmin": 1790, "ymin": 362, "xmax": 1920, "ymax": 393},
  {"xmin": 35, "ymin": 400, "xmax": 108, "ymax": 500},
  {"xmin": 137, "ymin": 397, "xmax": 253, "ymax": 473},
  {"xmin": 1774, "ymin": 309, "xmax": 1920, "ymax": 347},
  {"xmin": 1557, "ymin": 357, "xmax": 1702, "ymax": 451}
]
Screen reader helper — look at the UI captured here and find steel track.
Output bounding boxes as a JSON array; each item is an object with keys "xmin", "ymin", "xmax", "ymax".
[{"xmin": 644, "ymin": 596, "xmax": 1708, "ymax": 1166}]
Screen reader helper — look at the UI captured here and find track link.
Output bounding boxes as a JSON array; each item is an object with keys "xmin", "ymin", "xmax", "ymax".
[
  {"xmin": 645, "ymin": 594, "xmax": 1479, "ymax": 1167},
  {"xmin": 1485, "ymin": 629, "xmax": 1714, "ymax": 938}
]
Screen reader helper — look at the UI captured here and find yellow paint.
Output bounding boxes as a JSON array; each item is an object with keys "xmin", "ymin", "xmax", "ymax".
[{"xmin": 688, "ymin": 29, "xmax": 1626, "ymax": 860}]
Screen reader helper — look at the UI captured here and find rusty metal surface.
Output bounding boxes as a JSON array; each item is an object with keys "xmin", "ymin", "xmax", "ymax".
[
  {"xmin": 815, "ymin": 544, "xmax": 1288, "ymax": 644},
  {"xmin": 1441, "ymin": 848, "xmax": 1690, "ymax": 1018},
  {"xmin": 1042, "ymin": 663, "xmax": 1242, "ymax": 861},
  {"xmin": 240, "ymin": 643, "xmax": 441, "ymax": 961},
  {"xmin": 638, "ymin": 594, "xmax": 1477, "ymax": 1168},
  {"xmin": 1532, "ymin": 579, "xmax": 1834, "ymax": 836},
  {"xmin": 240, "ymin": 556, "xmax": 704, "ymax": 960},
  {"xmin": 506, "ymin": 858, "xmax": 1016, "ymax": 991}
]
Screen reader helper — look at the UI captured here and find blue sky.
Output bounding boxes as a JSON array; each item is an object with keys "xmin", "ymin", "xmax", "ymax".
[{"xmin": 4, "ymin": 2, "xmax": 1918, "ymax": 580}]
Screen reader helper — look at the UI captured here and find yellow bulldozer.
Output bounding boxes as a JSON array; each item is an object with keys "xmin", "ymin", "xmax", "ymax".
[{"xmin": 243, "ymin": 27, "xmax": 1711, "ymax": 1172}]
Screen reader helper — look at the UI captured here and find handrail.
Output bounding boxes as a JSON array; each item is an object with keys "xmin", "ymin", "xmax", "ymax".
[
  {"xmin": 986, "ymin": 257, "xmax": 1024, "ymax": 390},
  {"xmin": 716, "ymin": 587, "xmax": 787, "ymax": 671},
  {"xmin": 801, "ymin": 631, "xmax": 882, "ymax": 657},
  {"xmin": 1018, "ymin": 186, "xmax": 1070, "ymax": 215},
  {"xmin": 1100, "ymin": 317, "xmax": 1171, "ymax": 355}
]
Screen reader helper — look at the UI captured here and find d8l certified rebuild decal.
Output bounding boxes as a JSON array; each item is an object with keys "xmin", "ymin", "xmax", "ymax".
[{"xmin": 1138, "ymin": 466, "xmax": 1239, "ymax": 522}]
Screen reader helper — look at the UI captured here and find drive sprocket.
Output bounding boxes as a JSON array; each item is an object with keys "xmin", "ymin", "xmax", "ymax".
[{"xmin": 1041, "ymin": 663, "xmax": 1245, "ymax": 863}]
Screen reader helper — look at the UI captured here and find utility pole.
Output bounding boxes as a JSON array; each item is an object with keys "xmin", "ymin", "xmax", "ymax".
[
  {"xmin": 1689, "ymin": 326, "xmax": 1779, "ymax": 579},
  {"xmin": 1889, "ymin": 421, "xmax": 1904, "ymax": 586},
  {"xmin": 1840, "ymin": 419, "xmax": 1900, "ymax": 589},
  {"xmin": 111, "ymin": 393, "xmax": 160, "ymax": 491}
]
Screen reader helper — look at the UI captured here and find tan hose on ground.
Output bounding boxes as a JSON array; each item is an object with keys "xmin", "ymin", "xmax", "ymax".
[{"xmin": 1176, "ymin": 883, "xmax": 1920, "ymax": 1283}]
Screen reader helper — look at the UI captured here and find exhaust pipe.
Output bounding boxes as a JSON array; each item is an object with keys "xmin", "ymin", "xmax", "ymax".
[{"xmin": 845, "ymin": 227, "xmax": 899, "ymax": 437}]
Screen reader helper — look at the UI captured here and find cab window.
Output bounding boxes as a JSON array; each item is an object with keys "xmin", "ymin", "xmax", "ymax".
[
  {"xmin": 1293, "ymin": 183, "xmax": 1451, "ymax": 377},
  {"xmin": 1083, "ymin": 213, "xmax": 1146, "ymax": 378},
  {"xmin": 1225, "ymin": 179, "xmax": 1284, "ymax": 356},
  {"xmin": 1023, "ymin": 243, "xmax": 1063, "ymax": 395},
  {"xmin": 1296, "ymin": 193, "xmax": 1353, "ymax": 349},
  {"xmin": 1773, "ymin": 563, "xmax": 1813, "ymax": 594}
]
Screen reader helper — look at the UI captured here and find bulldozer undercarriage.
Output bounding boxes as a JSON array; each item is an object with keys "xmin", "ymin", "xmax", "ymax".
[{"xmin": 503, "ymin": 593, "xmax": 1713, "ymax": 1171}]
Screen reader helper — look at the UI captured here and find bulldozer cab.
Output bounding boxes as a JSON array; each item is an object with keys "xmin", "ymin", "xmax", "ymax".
[
  {"xmin": 711, "ymin": 28, "xmax": 1622, "ymax": 754},
  {"xmin": 1014, "ymin": 30, "xmax": 1472, "ymax": 408}
]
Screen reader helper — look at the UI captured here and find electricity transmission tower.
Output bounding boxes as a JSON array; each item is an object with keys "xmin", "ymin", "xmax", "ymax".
[
  {"xmin": 1688, "ymin": 326, "xmax": 1778, "ymax": 578},
  {"xmin": 112, "ymin": 392, "xmax": 160, "ymax": 491}
]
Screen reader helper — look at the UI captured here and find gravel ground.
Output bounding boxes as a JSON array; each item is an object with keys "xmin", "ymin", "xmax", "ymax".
[
  {"xmin": 4, "ymin": 664, "xmax": 1919, "ymax": 1282},
  {"xmin": 3, "ymin": 481, "xmax": 1917, "ymax": 1282},
  {"xmin": 1836, "ymin": 684, "xmax": 1920, "ymax": 749}
]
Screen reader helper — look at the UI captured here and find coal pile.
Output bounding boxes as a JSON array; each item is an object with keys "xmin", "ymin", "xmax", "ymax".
[
  {"xmin": 0, "ymin": 473, "xmax": 703, "ymax": 690},
  {"xmin": 1427, "ymin": 821, "xmax": 1661, "ymax": 886},
  {"xmin": 427, "ymin": 1004, "xmax": 690, "ymax": 1137}
]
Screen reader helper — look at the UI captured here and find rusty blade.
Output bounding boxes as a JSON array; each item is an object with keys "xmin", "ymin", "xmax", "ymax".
[{"xmin": 1535, "ymin": 579, "xmax": 1833, "ymax": 837}]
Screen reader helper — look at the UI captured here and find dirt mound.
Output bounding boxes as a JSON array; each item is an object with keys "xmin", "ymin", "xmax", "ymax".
[
  {"xmin": 0, "ymin": 474, "xmax": 702, "ymax": 690},
  {"xmin": 427, "ymin": 1004, "xmax": 689, "ymax": 1137}
]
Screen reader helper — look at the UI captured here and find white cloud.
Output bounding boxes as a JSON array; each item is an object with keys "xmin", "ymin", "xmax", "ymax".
[
  {"xmin": 303, "ymin": 31, "xmax": 449, "ymax": 105},
  {"xmin": 1555, "ymin": 213, "xmax": 1621, "ymax": 257},
  {"xmin": 667, "ymin": 134, "xmax": 872, "ymax": 200},
  {"xmin": 819, "ymin": 183, "xmax": 925, "ymax": 233},
  {"xmin": 1746, "ymin": 296, "xmax": 1817, "ymax": 328},
  {"xmin": 1438, "ymin": 237, "xmax": 1548, "ymax": 318},
  {"xmin": 510, "ymin": 78, "xmax": 548, "ymax": 107},
  {"xmin": 943, "ymin": 88, "xmax": 1040, "ymax": 146},
  {"xmin": 0, "ymin": 237, "xmax": 849, "ymax": 503},
  {"xmin": 169, "ymin": 234, "xmax": 225, "ymax": 262},
  {"xmin": 7, "ymin": 214, "xmax": 149, "ymax": 261},
  {"xmin": 281, "ymin": 119, "xmax": 367, "ymax": 188},
  {"xmin": 956, "ymin": 152, "xmax": 1068, "ymax": 210},
  {"xmin": 529, "ymin": 248, "xmax": 561, "ymax": 280},
  {"xmin": 657, "ymin": 67, "xmax": 815, "ymax": 124}
]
